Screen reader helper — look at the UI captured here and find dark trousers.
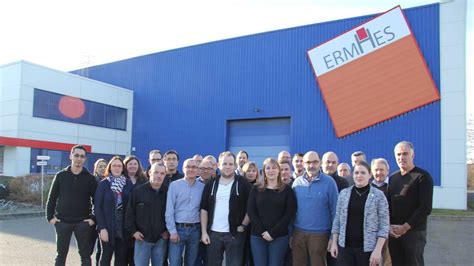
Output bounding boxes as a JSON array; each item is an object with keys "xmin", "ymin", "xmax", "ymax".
[
  {"xmin": 336, "ymin": 246, "xmax": 371, "ymax": 266},
  {"xmin": 327, "ymin": 251, "xmax": 336, "ymax": 266},
  {"xmin": 207, "ymin": 230, "xmax": 245, "ymax": 266},
  {"xmin": 195, "ymin": 242, "xmax": 207, "ymax": 266},
  {"xmin": 100, "ymin": 237, "xmax": 129, "ymax": 266},
  {"xmin": 54, "ymin": 221, "xmax": 95, "ymax": 266},
  {"xmin": 389, "ymin": 230, "xmax": 426, "ymax": 266},
  {"xmin": 96, "ymin": 237, "xmax": 102, "ymax": 265},
  {"xmin": 128, "ymin": 238, "xmax": 135, "ymax": 266}
]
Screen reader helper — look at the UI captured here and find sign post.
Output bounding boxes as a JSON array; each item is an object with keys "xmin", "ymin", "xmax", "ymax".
[{"xmin": 36, "ymin": 156, "xmax": 50, "ymax": 209}]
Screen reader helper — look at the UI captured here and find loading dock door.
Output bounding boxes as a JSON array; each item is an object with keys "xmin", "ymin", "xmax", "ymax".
[{"xmin": 227, "ymin": 118, "xmax": 290, "ymax": 168}]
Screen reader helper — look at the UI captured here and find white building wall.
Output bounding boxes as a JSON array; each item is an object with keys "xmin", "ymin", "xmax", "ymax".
[
  {"xmin": 0, "ymin": 61, "xmax": 134, "ymax": 176},
  {"xmin": 437, "ymin": 0, "xmax": 467, "ymax": 209},
  {"xmin": 3, "ymin": 147, "xmax": 30, "ymax": 175}
]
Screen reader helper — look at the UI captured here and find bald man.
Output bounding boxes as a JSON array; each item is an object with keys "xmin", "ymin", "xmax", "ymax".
[
  {"xmin": 321, "ymin": 151, "xmax": 349, "ymax": 192},
  {"xmin": 278, "ymin": 150, "xmax": 291, "ymax": 162},
  {"xmin": 291, "ymin": 151, "xmax": 338, "ymax": 266}
]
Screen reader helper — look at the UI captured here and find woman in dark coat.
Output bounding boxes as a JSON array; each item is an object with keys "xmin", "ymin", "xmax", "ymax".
[{"xmin": 95, "ymin": 156, "xmax": 133, "ymax": 266}]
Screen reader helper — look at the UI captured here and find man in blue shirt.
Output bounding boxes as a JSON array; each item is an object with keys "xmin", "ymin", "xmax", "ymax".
[
  {"xmin": 292, "ymin": 151, "xmax": 338, "ymax": 266},
  {"xmin": 166, "ymin": 158, "xmax": 205, "ymax": 266}
]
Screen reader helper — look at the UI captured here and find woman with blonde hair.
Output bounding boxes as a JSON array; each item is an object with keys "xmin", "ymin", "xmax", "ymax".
[
  {"xmin": 242, "ymin": 161, "xmax": 260, "ymax": 185},
  {"xmin": 247, "ymin": 158, "xmax": 296, "ymax": 266},
  {"xmin": 92, "ymin": 158, "xmax": 108, "ymax": 265},
  {"xmin": 93, "ymin": 158, "xmax": 108, "ymax": 182}
]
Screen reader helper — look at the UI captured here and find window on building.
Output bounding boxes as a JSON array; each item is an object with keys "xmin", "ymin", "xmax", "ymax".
[{"xmin": 33, "ymin": 89, "xmax": 127, "ymax": 130}]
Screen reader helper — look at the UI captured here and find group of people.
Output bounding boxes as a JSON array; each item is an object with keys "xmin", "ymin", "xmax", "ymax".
[{"xmin": 46, "ymin": 140, "xmax": 433, "ymax": 266}]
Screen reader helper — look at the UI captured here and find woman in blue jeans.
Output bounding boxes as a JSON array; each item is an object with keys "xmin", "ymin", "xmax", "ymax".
[{"xmin": 247, "ymin": 158, "xmax": 297, "ymax": 266}]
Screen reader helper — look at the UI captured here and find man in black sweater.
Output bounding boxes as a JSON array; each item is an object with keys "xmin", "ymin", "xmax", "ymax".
[
  {"xmin": 388, "ymin": 141, "xmax": 433, "ymax": 266},
  {"xmin": 46, "ymin": 145, "xmax": 97, "ymax": 266},
  {"xmin": 125, "ymin": 163, "xmax": 169, "ymax": 265}
]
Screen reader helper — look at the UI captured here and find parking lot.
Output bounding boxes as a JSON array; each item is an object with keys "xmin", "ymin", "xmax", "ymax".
[{"xmin": 0, "ymin": 216, "xmax": 473, "ymax": 265}]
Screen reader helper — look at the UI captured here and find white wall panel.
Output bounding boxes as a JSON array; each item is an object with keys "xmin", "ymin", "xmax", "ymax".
[
  {"xmin": 0, "ymin": 62, "xmax": 22, "ymax": 88},
  {"xmin": 441, "ymin": 92, "xmax": 466, "ymax": 117},
  {"xmin": 434, "ymin": 187, "xmax": 466, "ymax": 210},
  {"xmin": 77, "ymin": 125, "xmax": 117, "ymax": 141},
  {"xmin": 0, "ymin": 115, "xmax": 19, "ymax": 132},
  {"xmin": 0, "ymin": 99, "xmax": 20, "ymax": 116},
  {"xmin": 18, "ymin": 116, "xmax": 79, "ymax": 137},
  {"xmin": 440, "ymin": 68, "xmax": 465, "ymax": 93},
  {"xmin": 3, "ymin": 146, "xmax": 30, "ymax": 176},
  {"xmin": 438, "ymin": 0, "xmax": 467, "ymax": 209},
  {"xmin": 0, "ymin": 84, "xmax": 22, "ymax": 101}
]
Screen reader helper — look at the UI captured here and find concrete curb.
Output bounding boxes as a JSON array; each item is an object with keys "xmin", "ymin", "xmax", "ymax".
[
  {"xmin": 0, "ymin": 211, "xmax": 45, "ymax": 220},
  {"xmin": 429, "ymin": 215, "xmax": 474, "ymax": 221}
]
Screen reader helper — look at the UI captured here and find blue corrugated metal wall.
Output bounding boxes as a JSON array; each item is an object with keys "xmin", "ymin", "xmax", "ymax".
[{"xmin": 74, "ymin": 4, "xmax": 441, "ymax": 185}]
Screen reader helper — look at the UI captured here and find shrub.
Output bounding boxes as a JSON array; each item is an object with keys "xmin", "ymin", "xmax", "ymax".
[{"xmin": 8, "ymin": 174, "xmax": 54, "ymax": 205}]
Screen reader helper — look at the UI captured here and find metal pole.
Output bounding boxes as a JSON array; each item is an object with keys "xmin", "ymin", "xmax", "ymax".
[{"xmin": 41, "ymin": 164, "xmax": 44, "ymax": 209}]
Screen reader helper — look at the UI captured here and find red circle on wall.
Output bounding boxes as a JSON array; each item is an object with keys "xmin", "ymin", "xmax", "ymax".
[{"xmin": 58, "ymin": 96, "xmax": 85, "ymax": 119}]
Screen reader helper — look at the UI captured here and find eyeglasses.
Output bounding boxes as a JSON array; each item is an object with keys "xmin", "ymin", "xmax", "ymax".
[
  {"xmin": 164, "ymin": 158, "xmax": 177, "ymax": 161},
  {"xmin": 185, "ymin": 166, "xmax": 198, "ymax": 169},
  {"xmin": 151, "ymin": 158, "xmax": 162, "ymax": 162},
  {"xmin": 73, "ymin": 154, "xmax": 86, "ymax": 158},
  {"xmin": 304, "ymin": 160, "xmax": 319, "ymax": 165},
  {"xmin": 199, "ymin": 167, "xmax": 214, "ymax": 171}
]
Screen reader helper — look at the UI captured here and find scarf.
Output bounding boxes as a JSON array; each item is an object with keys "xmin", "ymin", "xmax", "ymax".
[{"xmin": 109, "ymin": 175, "xmax": 126, "ymax": 209}]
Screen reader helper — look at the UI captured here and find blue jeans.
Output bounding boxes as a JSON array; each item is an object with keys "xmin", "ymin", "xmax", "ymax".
[
  {"xmin": 207, "ymin": 230, "xmax": 246, "ymax": 266},
  {"xmin": 168, "ymin": 226, "xmax": 201, "ymax": 266},
  {"xmin": 134, "ymin": 238, "xmax": 168, "ymax": 266},
  {"xmin": 250, "ymin": 234, "xmax": 289, "ymax": 266}
]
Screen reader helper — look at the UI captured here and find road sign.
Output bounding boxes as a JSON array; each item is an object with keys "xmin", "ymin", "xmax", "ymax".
[
  {"xmin": 36, "ymin": 161, "xmax": 48, "ymax": 166},
  {"xmin": 37, "ymin": 155, "xmax": 51, "ymax": 161}
]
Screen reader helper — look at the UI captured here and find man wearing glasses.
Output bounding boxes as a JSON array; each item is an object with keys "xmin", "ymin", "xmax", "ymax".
[
  {"xmin": 163, "ymin": 150, "xmax": 184, "ymax": 187},
  {"xmin": 291, "ymin": 151, "xmax": 338, "ymax": 266},
  {"xmin": 145, "ymin": 149, "xmax": 162, "ymax": 178},
  {"xmin": 197, "ymin": 159, "xmax": 215, "ymax": 184},
  {"xmin": 165, "ymin": 159, "xmax": 204, "ymax": 265},
  {"xmin": 46, "ymin": 145, "xmax": 98, "ymax": 266}
]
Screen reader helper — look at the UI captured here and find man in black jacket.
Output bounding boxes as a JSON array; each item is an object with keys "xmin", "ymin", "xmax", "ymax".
[
  {"xmin": 321, "ymin": 151, "xmax": 349, "ymax": 192},
  {"xmin": 388, "ymin": 141, "xmax": 433, "ymax": 266},
  {"xmin": 200, "ymin": 151, "xmax": 250, "ymax": 266},
  {"xmin": 46, "ymin": 145, "xmax": 97, "ymax": 266},
  {"xmin": 321, "ymin": 151, "xmax": 348, "ymax": 266},
  {"xmin": 126, "ymin": 162, "xmax": 168, "ymax": 265},
  {"xmin": 163, "ymin": 150, "xmax": 184, "ymax": 186}
]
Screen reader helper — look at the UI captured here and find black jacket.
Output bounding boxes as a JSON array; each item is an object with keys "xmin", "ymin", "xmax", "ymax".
[
  {"xmin": 125, "ymin": 182, "xmax": 168, "ymax": 243},
  {"xmin": 164, "ymin": 171, "xmax": 184, "ymax": 187},
  {"xmin": 46, "ymin": 166, "xmax": 97, "ymax": 223},
  {"xmin": 200, "ymin": 175, "xmax": 250, "ymax": 236},
  {"xmin": 330, "ymin": 172, "xmax": 349, "ymax": 192}
]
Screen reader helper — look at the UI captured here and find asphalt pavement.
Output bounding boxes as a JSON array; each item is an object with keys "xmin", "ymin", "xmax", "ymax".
[{"xmin": 0, "ymin": 216, "xmax": 473, "ymax": 265}]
